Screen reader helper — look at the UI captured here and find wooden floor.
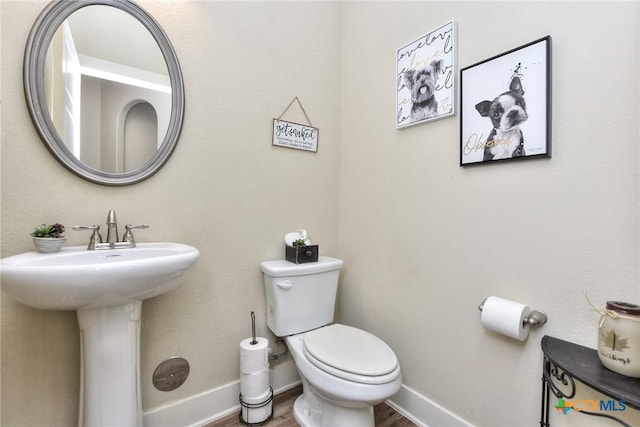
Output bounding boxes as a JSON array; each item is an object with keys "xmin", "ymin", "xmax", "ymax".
[{"xmin": 204, "ymin": 385, "xmax": 416, "ymax": 427}]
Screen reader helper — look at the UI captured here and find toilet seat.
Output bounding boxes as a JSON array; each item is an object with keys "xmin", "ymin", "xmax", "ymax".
[{"xmin": 303, "ymin": 324, "xmax": 399, "ymax": 385}]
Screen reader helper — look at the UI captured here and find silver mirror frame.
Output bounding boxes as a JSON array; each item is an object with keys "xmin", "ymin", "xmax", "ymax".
[{"xmin": 24, "ymin": 0, "xmax": 185, "ymax": 186}]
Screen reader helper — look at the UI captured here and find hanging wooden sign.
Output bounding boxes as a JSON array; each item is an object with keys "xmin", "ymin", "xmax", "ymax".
[
  {"xmin": 272, "ymin": 119, "xmax": 319, "ymax": 152},
  {"xmin": 272, "ymin": 97, "xmax": 319, "ymax": 153}
]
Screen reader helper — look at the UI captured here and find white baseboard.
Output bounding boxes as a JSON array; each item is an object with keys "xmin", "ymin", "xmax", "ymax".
[
  {"xmin": 144, "ymin": 362, "xmax": 473, "ymax": 427},
  {"xmin": 387, "ymin": 384, "xmax": 474, "ymax": 427},
  {"xmin": 143, "ymin": 360, "xmax": 301, "ymax": 427}
]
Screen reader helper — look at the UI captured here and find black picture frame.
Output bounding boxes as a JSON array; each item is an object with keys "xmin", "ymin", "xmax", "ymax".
[{"xmin": 460, "ymin": 36, "xmax": 551, "ymax": 166}]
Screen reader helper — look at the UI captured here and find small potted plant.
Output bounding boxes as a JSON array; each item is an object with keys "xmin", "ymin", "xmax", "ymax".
[{"xmin": 31, "ymin": 223, "xmax": 66, "ymax": 253}]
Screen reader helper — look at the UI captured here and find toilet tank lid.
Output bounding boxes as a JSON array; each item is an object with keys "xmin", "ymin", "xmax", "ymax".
[{"xmin": 260, "ymin": 256, "xmax": 343, "ymax": 277}]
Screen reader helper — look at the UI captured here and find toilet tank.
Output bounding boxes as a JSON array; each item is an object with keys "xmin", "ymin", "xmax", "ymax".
[{"xmin": 260, "ymin": 256, "xmax": 343, "ymax": 337}]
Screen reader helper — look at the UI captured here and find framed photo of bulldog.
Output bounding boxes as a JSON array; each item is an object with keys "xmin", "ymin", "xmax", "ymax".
[
  {"xmin": 460, "ymin": 36, "xmax": 551, "ymax": 165},
  {"xmin": 396, "ymin": 20, "xmax": 456, "ymax": 129}
]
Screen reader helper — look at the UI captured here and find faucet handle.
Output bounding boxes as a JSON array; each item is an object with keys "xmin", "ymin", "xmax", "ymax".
[
  {"xmin": 122, "ymin": 224, "xmax": 149, "ymax": 247},
  {"xmin": 72, "ymin": 225, "xmax": 103, "ymax": 250}
]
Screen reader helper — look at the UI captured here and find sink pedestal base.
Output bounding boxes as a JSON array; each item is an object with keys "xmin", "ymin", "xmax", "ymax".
[{"xmin": 77, "ymin": 301, "xmax": 142, "ymax": 427}]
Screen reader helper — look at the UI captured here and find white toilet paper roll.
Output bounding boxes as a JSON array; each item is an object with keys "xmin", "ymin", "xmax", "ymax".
[
  {"xmin": 481, "ymin": 296, "xmax": 531, "ymax": 341},
  {"xmin": 240, "ymin": 337, "xmax": 269, "ymax": 374},
  {"xmin": 240, "ymin": 388, "xmax": 273, "ymax": 424},
  {"xmin": 240, "ymin": 369, "xmax": 270, "ymax": 398}
]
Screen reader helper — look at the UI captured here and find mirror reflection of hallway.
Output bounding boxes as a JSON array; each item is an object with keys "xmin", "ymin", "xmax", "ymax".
[
  {"xmin": 25, "ymin": 0, "xmax": 184, "ymax": 185},
  {"xmin": 123, "ymin": 102, "xmax": 157, "ymax": 172}
]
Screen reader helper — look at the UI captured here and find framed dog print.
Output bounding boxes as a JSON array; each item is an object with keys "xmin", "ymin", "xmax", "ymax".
[
  {"xmin": 460, "ymin": 36, "xmax": 551, "ymax": 165},
  {"xmin": 396, "ymin": 20, "xmax": 456, "ymax": 129}
]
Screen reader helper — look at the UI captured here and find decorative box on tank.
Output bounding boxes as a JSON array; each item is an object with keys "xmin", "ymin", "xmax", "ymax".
[{"xmin": 286, "ymin": 244, "xmax": 318, "ymax": 264}]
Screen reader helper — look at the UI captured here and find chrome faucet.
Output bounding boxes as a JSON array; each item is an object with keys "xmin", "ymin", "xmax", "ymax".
[
  {"xmin": 123, "ymin": 224, "xmax": 149, "ymax": 246},
  {"xmin": 106, "ymin": 210, "xmax": 119, "ymax": 245},
  {"xmin": 71, "ymin": 225, "xmax": 102, "ymax": 250},
  {"xmin": 74, "ymin": 210, "xmax": 149, "ymax": 250}
]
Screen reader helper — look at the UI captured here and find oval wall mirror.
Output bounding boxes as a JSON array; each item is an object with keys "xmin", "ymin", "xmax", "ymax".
[{"xmin": 24, "ymin": 0, "xmax": 185, "ymax": 186}]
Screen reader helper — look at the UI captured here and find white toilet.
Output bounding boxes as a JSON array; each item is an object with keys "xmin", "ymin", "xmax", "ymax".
[{"xmin": 260, "ymin": 256, "xmax": 402, "ymax": 427}]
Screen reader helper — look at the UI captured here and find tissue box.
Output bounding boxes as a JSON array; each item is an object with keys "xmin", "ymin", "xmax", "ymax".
[{"xmin": 286, "ymin": 245, "xmax": 318, "ymax": 264}]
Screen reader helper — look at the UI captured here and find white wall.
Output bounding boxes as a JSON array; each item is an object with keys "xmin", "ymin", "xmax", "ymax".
[
  {"xmin": 338, "ymin": 1, "xmax": 639, "ymax": 426},
  {"xmin": 1, "ymin": 1, "xmax": 639, "ymax": 427},
  {"xmin": 1, "ymin": 1, "xmax": 341, "ymax": 425}
]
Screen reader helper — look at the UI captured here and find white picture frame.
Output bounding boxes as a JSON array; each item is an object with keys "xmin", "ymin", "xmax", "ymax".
[{"xmin": 396, "ymin": 20, "xmax": 456, "ymax": 129}]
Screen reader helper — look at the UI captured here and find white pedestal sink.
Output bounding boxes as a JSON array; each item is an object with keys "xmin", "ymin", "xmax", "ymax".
[{"xmin": 0, "ymin": 242, "xmax": 200, "ymax": 427}]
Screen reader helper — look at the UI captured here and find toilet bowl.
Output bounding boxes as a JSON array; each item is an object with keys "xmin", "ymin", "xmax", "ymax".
[
  {"xmin": 285, "ymin": 324, "xmax": 402, "ymax": 427},
  {"xmin": 260, "ymin": 256, "xmax": 402, "ymax": 427}
]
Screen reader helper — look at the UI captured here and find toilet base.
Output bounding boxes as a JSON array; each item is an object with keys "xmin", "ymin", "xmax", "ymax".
[{"xmin": 292, "ymin": 392, "xmax": 374, "ymax": 427}]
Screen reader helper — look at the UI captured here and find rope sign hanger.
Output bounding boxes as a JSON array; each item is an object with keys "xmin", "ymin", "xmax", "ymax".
[
  {"xmin": 277, "ymin": 97, "xmax": 314, "ymax": 126},
  {"xmin": 272, "ymin": 97, "xmax": 319, "ymax": 153}
]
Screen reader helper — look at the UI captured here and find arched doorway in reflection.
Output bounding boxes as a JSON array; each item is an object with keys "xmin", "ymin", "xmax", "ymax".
[{"xmin": 122, "ymin": 101, "xmax": 158, "ymax": 172}]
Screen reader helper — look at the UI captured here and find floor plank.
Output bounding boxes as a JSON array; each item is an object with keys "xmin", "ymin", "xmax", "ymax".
[{"xmin": 204, "ymin": 385, "xmax": 417, "ymax": 427}]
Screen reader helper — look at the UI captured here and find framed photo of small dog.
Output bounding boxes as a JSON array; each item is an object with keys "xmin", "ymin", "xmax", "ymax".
[
  {"xmin": 396, "ymin": 20, "xmax": 456, "ymax": 129},
  {"xmin": 460, "ymin": 36, "xmax": 551, "ymax": 166}
]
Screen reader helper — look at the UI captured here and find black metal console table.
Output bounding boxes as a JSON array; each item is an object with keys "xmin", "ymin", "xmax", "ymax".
[{"xmin": 540, "ymin": 335, "xmax": 640, "ymax": 426}]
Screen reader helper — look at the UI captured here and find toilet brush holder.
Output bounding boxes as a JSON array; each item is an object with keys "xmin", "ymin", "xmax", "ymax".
[
  {"xmin": 285, "ymin": 244, "xmax": 318, "ymax": 264},
  {"xmin": 239, "ymin": 387, "xmax": 274, "ymax": 426}
]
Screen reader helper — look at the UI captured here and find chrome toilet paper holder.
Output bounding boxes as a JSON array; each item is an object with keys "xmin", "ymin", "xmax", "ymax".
[{"xmin": 478, "ymin": 298, "xmax": 548, "ymax": 327}]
